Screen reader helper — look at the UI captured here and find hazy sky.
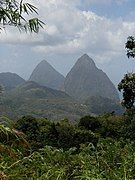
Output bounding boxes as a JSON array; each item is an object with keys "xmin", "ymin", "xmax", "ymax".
[{"xmin": 0, "ymin": 0, "xmax": 135, "ymax": 86}]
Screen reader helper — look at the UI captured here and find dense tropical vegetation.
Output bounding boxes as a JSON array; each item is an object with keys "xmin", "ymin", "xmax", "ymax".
[{"xmin": 1, "ymin": 113, "xmax": 135, "ymax": 179}]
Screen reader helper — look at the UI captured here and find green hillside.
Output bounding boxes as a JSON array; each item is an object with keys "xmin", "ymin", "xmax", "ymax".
[
  {"xmin": 0, "ymin": 72, "xmax": 25, "ymax": 90},
  {"xmin": 85, "ymin": 95, "xmax": 123, "ymax": 115},
  {"xmin": 0, "ymin": 81, "xmax": 90, "ymax": 120}
]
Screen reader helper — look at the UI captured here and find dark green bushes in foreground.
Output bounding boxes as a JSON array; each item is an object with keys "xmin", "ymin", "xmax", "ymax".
[
  {"xmin": 79, "ymin": 114, "xmax": 135, "ymax": 140},
  {"xmin": 15, "ymin": 116, "xmax": 98, "ymax": 150},
  {"xmin": 14, "ymin": 113, "xmax": 135, "ymax": 150},
  {"xmin": 1, "ymin": 113, "xmax": 135, "ymax": 179}
]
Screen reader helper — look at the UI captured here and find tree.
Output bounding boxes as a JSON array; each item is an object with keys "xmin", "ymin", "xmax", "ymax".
[
  {"xmin": 118, "ymin": 36, "xmax": 135, "ymax": 112},
  {"xmin": 78, "ymin": 115, "xmax": 101, "ymax": 131},
  {"xmin": 118, "ymin": 73, "xmax": 135, "ymax": 110},
  {"xmin": 0, "ymin": 0, "xmax": 44, "ymax": 33},
  {"xmin": 126, "ymin": 36, "xmax": 135, "ymax": 58}
]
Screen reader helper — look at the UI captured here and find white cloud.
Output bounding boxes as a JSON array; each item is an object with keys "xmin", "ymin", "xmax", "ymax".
[
  {"xmin": 31, "ymin": 6, "xmax": 135, "ymax": 65},
  {"xmin": 0, "ymin": 0, "xmax": 135, "ymax": 84}
]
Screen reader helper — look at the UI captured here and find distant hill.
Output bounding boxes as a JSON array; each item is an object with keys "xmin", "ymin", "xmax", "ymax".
[
  {"xmin": 64, "ymin": 54, "xmax": 119, "ymax": 102},
  {"xmin": 0, "ymin": 56, "xmax": 123, "ymax": 120},
  {"xmin": 29, "ymin": 60, "xmax": 65, "ymax": 90},
  {"xmin": 0, "ymin": 72, "xmax": 25, "ymax": 90},
  {"xmin": 0, "ymin": 81, "xmax": 90, "ymax": 121},
  {"xmin": 85, "ymin": 95, "xmax": 123, "ymax": 115}
]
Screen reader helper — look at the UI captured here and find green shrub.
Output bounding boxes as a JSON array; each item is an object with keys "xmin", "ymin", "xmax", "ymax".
[
  {"xmin": 1, "ymin": 139, "xmax": 135, "ymax": 180},
  {"xmin": 78, "ymin": 115, "xmax": 101, "ymax": 131}
]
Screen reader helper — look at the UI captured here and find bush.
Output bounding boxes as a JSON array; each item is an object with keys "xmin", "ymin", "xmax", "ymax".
[
  {"xmin": 78, "ymin": 115, "xmax": 101, "ymax": 131},
  {"xmin": 15, "ymin": 116, "xmax": 98, "ymax": 150},
  {"xmin": 15, "ymin": 115, "xmax": 41, "ymax": 150}
]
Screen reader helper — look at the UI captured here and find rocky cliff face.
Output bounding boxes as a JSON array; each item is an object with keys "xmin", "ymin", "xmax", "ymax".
[
  {"xmin": 64, "ymin": 54, "xmax": 119, "ymax": 101},
  {"xmin": 29, "ymin": 60, "xmax": 65, "ymax": 90},
  {"xmin": 0, "ymin": 72, "xmax": 25, "ymax": 90}
]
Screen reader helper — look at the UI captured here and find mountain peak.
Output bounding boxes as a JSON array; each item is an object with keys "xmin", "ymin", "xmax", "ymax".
[
  {"xmin": 29, "ymin": 60, "xmax": 65, "ymax": 90},
  {"xmin": 36, "ymin": 60, "xmax": 56, "ymax": 70},
  {"xmin": 64, "ymin": 54, "xmax": 119, "ymax": 101},
  {"xmin": 76, "ymin": 54, "xmax": 96, "ymax": 68},
  {"xmin": 39, "ymin": 59, "xmax": 51, "ymax": 65},
  {"xmin": 81, "ymin": 53, "xmax": 89, "ymax": 58}
]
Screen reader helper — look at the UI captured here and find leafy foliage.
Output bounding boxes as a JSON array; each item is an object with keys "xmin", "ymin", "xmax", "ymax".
[
  {"xmin": 126, "ymin": 36, "xmax": 135, "ymax": 58},
  {"xmin": 97, "ymin": 114, "xmax": 125, "ymax": 139},
  {"xmin": 78, "ymin": 114, "xmax": 126, "ymax": 139},
  {"xmin": 1, "ymin": 114, "xmax": 135, "ymax": 179},
  {"xmin": 117, "ymin": 36, "xmax": 135, "ymax": 114},
  {"xmin": 118, "ymin": 73, "xmax": 135, "ymax": 111},
  {"xmin": 15, "ymin": 116, "xmax": 98, "ymax": 150},
  {"xmin": 0, "ymin": 0, "xmax": 44, "ymax": 32},
  {"xmin": 78, "ymin": 115, "xmax": 101, "ymax": 131},
  {"xmin": 1, "ymin": 136, "xmax": 135, "ymax": 179}
]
